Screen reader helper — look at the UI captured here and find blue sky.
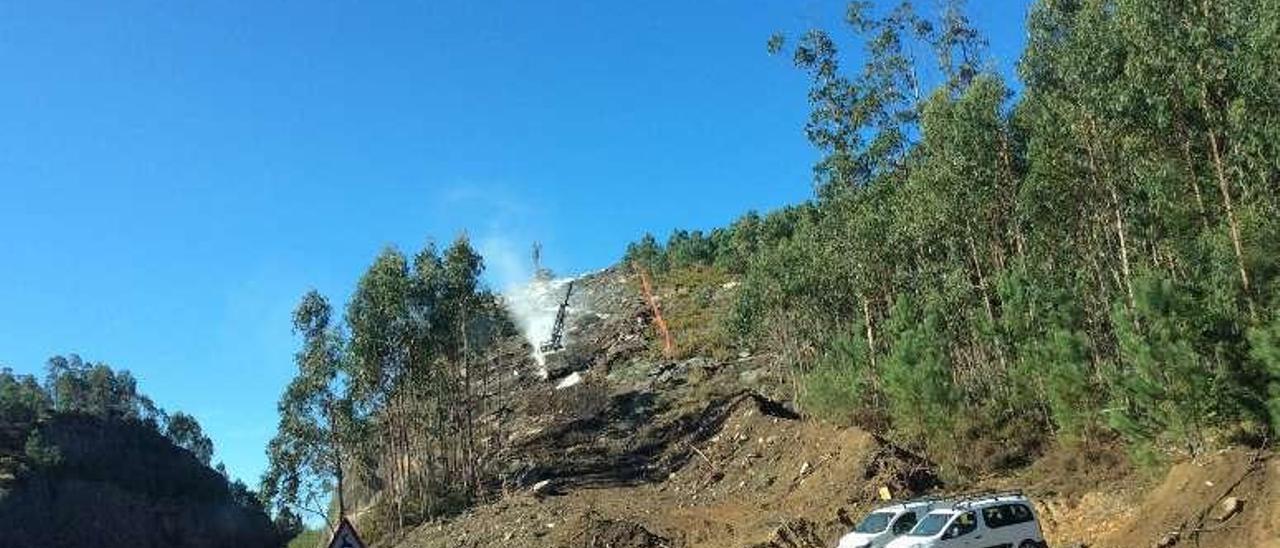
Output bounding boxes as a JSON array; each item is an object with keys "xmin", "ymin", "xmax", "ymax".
[{"xmin": 0, "ymin": 0, "xmax": 1030, "ymax": 486}]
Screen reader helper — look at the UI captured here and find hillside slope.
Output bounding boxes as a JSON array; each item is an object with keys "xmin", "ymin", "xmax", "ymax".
[
  {"xmin": 0, "ymin": 413, "xmax": 281, "ymax": 548},
  {"xmin": 366, "ymin": 266, "xmax": 1280, "ymax": 548}
]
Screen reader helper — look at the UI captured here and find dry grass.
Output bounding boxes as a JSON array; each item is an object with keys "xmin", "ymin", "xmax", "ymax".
[{"xmin": 641, "ymin": 266, "xmax": 740, "ymax": 361}]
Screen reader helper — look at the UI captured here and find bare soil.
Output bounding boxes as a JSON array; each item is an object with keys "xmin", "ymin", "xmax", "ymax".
[{"xmin": 377, "ymin": 268, "xmax": 1280, "ymax": 548}]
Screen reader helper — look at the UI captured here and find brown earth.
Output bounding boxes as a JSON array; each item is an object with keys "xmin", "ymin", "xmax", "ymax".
[
  {"xmin": 392, "ymin": 388, "xmax": 939, "ymax": 548},
  {"xmin": 370, "ymin": 267, "xmax": 1279, "ymax": 548}
]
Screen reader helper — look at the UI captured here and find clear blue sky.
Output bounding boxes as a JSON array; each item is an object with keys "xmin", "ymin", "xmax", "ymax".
[{"xmin": 0, "ymin": 0, "xmax": 1030, "ymax": 486}]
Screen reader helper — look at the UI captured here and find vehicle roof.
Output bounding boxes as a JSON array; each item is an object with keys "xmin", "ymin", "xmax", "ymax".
[
  {"xmin": 908, "ymin": 491, "xmax": 1033, "ymax": 516},
  {"xmin": 879, "ymin": 500, "xmax": 942, "ymax": 510},
  {"xmin": 950, "ymin": 491, "xmax": 1030, "ymax": 509},
  {"xmin": 874, "ymin": 491, "xmax": 1033, "ymax": 515}
]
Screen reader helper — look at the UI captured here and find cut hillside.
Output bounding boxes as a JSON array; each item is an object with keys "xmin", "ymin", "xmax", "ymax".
[{"xmin": 357, "ymin": 265, "xmax": 1280, "ymax": 548}]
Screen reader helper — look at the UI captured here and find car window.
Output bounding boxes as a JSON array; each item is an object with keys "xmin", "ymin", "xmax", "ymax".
[
  {"xmin": 891, "ymin": 512, "xmax": 918, "ymax": 535},
  {"xmin": 1008, "ymin": 504, "xmax": 1034, "ymax": 525},
  {"xmin": 854, "ymin": 512, "xmax": 894, "ymax": 534},
  {"xmin": 909, "ymin": 512, "xmax": 953, "ymax": 536},
  {"xmin": 984, "ymin": 504, "xmax": 1034, "ymax": 529},
  {"xmin": 982, "ymin": 505, "xmax": 1009, "ymax": 528},
  {"xmin": 946, "ymin": 512, "xmax": 978, "ymax": 538},
  {"xmin": 1013, "ymin": 504, "xmax": 1034, "ymax": 522}
]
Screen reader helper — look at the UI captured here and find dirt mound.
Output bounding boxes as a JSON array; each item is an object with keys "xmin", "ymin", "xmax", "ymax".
[
  {"xmin": 744, "ymin": 518, "xmax": 824, "ymax": 548},
  {"xmin": 1091, "ymin": 449, "xmax": 1280, "ymax": 548},
  {"xmin": 554, "ymin": 512, "xmax": 680, "ymax": 548},
  {"xmin": 1020, "ymin": 447, "xmax": 1280, "ymax": 548},
  {"xmin": 392, "ymin": 387, "xmax": 937, "ymax": 548}
]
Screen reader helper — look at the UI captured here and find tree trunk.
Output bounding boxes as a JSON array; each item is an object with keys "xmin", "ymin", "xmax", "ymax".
[
  {"xmin": 1179, "ymin": 128, "xmax": 1210, "ymax": 230},
  {"xmin": 861, "ymin": 294, "xmax": 877, "ymax": 371},
  {"xmin": 328, "ymin": 400, "xmax": 346, "ymax": 520},
  {"xmin": 1205, "ymin": 125, "xmax": 1254, "ymax": 312},
  {"xmin": 1195, "ymin": 0, "xmax": 1254, "ymax": 317},
  {"xmin": 998, "ymin": 129, "xmax": 1026, "ymax": 261},
  {"xmin": 460, "ymin": 309, "xmax": 476, "ymax": 498},
  {"xmin": 1084, "ymin": 118, "xmax": 1135, "ymax": 310}
]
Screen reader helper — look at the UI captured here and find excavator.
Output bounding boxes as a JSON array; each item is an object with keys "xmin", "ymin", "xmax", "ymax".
[{"xmin": 539, "ymin": 280, "xmax": 573, "ymax": 354}]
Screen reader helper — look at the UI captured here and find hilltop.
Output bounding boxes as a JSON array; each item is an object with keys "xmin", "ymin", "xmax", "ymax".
[{"xmin": 0, "ymin": 361, "xmax": 287, "ymax": 548}]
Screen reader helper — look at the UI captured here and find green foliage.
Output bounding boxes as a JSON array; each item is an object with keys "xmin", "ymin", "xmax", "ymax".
[
  {"xmin": 0, "ymin": 368, "xmax": 50, "ymax": 426},
  {"xmin": 286, "ymin": 529, "xmax": 324, "ymax": 548},
  {"xmin": 44, "ymin": 355, "xmax": 162, "ymax": 425},
  {"xmin": 799, "ymin": 330, "xmax": 878, "ymax": 428},
  {"xmin": 623, "ymin": 233, "xmax": 666, "ymax": 273},
  {"xmin": 1107, "ymin": 276, "xmax": 1219, "ymax": 461},
  {"xmin": 623, "ymin": 206, "xmax": 810, "ymax": 281},
  {"xmin": 22, "ymin": 429, "xmax": 61, "ymax": 468},
  {"xmin": 0, "ymin": 359, "xmax": 273, "ymax": 544},
  {"xmin": 665, "ymin": 229, "xmax": 716, "ymax": 270},
  {"xmin": 273, "ymin": 508, "xmax": 306, "ymax": 546},
  {"xmin": 16, "ymin": 357, "xmax": 237, "ymax": 480},
  {"xmin": 261, "ymin": 289, "xmax": 352, "ymax": 524},
  {"xmin": 648, "ymin": 266, "xmax": 737, "ymax": 360},
  {"xmin": 1035, "ymin": 329, "xmax": 1101, "ymax": 442},
  {"xmin": 263, "ymin": 235, "xmax": 509, "ymax": 537},
  {"xmin": 1248, "ymin": 315, "xmax": 1280, "ymax": 432},
  {"xmin": 725, "ymin": 0, "xmax": 1280, "ymax": 471},
  {"xmin": 880, "ymin": 297, "xmax": 959, "ymax": 457},
  {"xmin": 166, "ymin": 411, "xmax": 214, "ymax": 465}
]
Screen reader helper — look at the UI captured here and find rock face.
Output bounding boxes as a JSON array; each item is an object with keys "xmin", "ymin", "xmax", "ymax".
[{"xmin": 0, "ymin": 414, "xmax": 280, "ymax": 548}]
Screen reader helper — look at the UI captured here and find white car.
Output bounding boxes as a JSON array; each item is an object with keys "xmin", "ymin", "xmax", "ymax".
[
  {"xmin": 836, "ymin": 500, "xmax": 946, "ymax": 548},
  {"xmin": 884, "ymin": 491, "xmax": 1046, "ymax": 548}
]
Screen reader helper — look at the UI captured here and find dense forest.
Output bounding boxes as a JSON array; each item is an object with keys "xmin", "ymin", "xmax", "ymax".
[
  {"xmin": 0, "ymin": 356, "xmax": 290, "ymax": 546},
  {"xmin": 626, "ymin": 0, "xmax": 1280, "ymax": 476}
]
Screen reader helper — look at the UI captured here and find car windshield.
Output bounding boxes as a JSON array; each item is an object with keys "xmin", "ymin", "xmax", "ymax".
[
  {"xmin": 909, "ymin": 512, "xmax": 953, "ymax": 536},
  {"xmin": 854, "ymin": 511, "xmax": 894, "ymax": 533}
]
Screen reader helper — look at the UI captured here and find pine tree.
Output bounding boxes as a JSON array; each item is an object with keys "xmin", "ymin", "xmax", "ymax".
[
  {"xmin": 881, "ymin": 297, "xmax": 959, "ymax": 457},
  {"xmin": 1107, "ymin": 276, "xmax": 1217, "ymax": 463}
]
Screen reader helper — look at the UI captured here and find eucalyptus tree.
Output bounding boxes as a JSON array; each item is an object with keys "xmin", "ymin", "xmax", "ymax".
[
  {"xmin": 770, "ymin": 1, "xmax": 934, "ymax": 196},
  {"xmin": 165, "ymin": 411, "xmax": 214, "ymax": 466},
  {"xmin": 0, "ymin": 368, "xmax": 50, "ymax": 426},
  {"xmin": 43, "ymin": 355, "xmax": 161, "ymax": 424},
  {"xmin": 345, "ymin": 248, "xmax": 417, "ymax": 526},
  {"xmin": 440, "ymin": 236, "xmax": 487, "ymax": 493},
  {"xmin": 260, "ymin": 290, "xmax": 353, "ymax": 526}
]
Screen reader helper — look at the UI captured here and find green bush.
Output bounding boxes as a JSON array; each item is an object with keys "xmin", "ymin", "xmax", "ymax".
[{"xmin": 800, "ymin": 330, "xmax": 880, "ymax": 428}]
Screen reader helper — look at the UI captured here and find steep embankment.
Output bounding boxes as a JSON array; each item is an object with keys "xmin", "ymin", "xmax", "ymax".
[
  {"xmin": 378, "ymin": 266, "xmax": 1277, "ymax": 548},
  {"xmin": 0, "ymin": 414, "xmax": 279, "ymax": 548}
]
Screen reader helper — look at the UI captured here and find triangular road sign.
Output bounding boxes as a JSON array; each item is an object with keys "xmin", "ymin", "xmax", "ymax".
[{"xmin": 326, "ymin": 517, "xmax": 367, "ymax": 548}]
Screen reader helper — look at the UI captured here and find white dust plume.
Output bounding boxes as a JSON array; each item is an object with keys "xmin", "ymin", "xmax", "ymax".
[{"xmin": 478, "ymin": 235, "xmax": 577, "ymax": 377}]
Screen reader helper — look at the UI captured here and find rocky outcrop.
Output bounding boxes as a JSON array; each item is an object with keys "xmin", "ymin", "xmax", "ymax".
[{"xmin": 0, "ymin": 414, "xmax": 280, "ymax": 548}]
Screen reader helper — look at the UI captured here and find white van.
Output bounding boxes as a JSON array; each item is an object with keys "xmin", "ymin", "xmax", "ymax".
[
  {"xmin": 883, "ymin": 492, "xmax": 1046, "ymax": 548},
  {"xmin": 836, "ymin": 499, "xmax": 947, "ymax": 548}
]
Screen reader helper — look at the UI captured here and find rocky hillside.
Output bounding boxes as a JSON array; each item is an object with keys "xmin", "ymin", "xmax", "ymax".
[
  {"xmin": 351, "ymin": 266, "xmax": 1280, "ymax": 548},
  {"xmin": 0, "ymin": 413, "xmax": 281, "ymax": 548}
]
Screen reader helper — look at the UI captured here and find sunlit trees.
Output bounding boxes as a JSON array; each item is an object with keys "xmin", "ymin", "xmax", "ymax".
[
  {"xmin": 260, "ymin": 290, "xmax": 352, "ymax": 526},
  {"xmin": 716, "ymin": 0, "xmax": 1280, "ymax": 473},
  {"xmin": 262, "ymin": 236, "xmax": 510, "ymax": 534}
]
